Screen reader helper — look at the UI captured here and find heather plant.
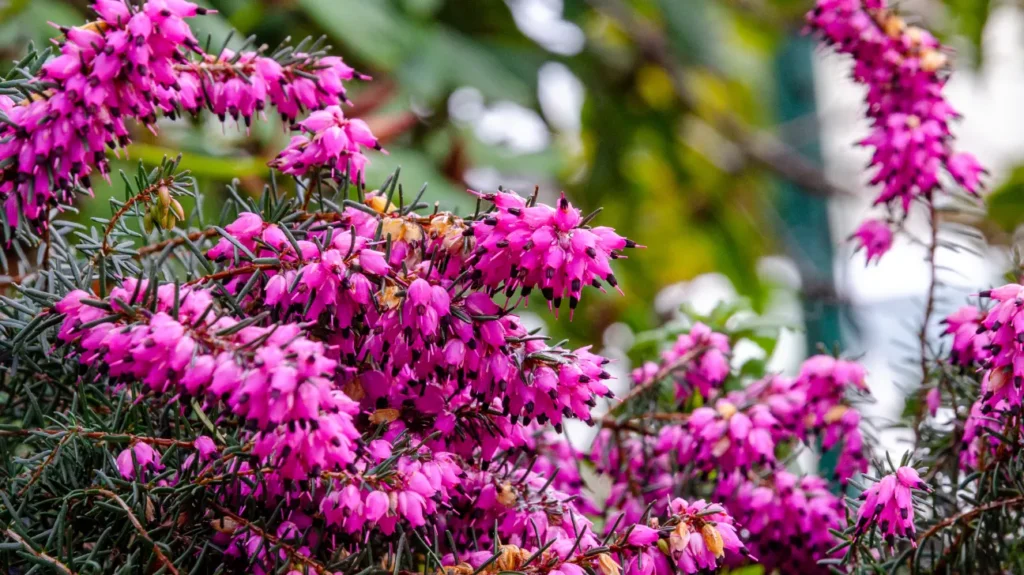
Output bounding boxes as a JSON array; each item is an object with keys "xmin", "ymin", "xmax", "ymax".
[{"xmin": 0, "ymin": 1, "xmax": 1020, "ymax": 575}]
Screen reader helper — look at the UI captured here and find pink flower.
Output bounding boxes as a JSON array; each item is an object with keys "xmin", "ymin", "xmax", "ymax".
[
  {"xmin": 925, "ymin": 387, "xmax": 941, "ymax": 417},
  {"xmin": 855, "ymin": 466, "xmax": 930, "ymax": 547},
  {"xmin": 56, "ymin": 285, "xmax": 360, "ymax": 481},
  {"xmin": 270, "ymin": 105, "xmax": 383, "ymax": 184},
  {"xmin": 807, "ymin": 0, "xmax": 985, "ymax": 212},
  {"xmin": 941, "ymin": 305, "xmax": 991, "ymax": 366},
  {"xmin": 194, "ymin": 436, "xmax": 217, "ymax": 461},
  {"xmin": 666, "ymin": 499, "xmax": 748, "ymax": 573},
  {"xmin": 626, "ymin": 525, "xmax": 659, "ymax": 546},
  {"xmin": 851, "ymin": 219, "xmax": 893, "ymax": 264},
  {"xmin": 976, "ymin": 285, "xmax": 1024, "ymax": 412},
  {"xmin": 0, "ymin": 1, "xmax": 366, "ymax": 233},
  {"xmin": 722, "ymin": 471, "xmax": 845, "ymax": 572},
  {"xmin": 470, "ymin": 190, "xmax": 640, "ymax": 317},
  {"xmin": 116, "ymin": 442, "xmax": 164, "ymax": 480}
]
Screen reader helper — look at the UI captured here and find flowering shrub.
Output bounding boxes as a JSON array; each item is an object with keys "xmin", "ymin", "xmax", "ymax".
[{"xmin": 0, "ymin": 1, "xmax": 1019, "ymax": 574}]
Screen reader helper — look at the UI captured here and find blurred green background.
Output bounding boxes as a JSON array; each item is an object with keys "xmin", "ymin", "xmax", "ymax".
[{"xmin": 0, "ymin": 0, "xmax": 1003, "ymax": 350}]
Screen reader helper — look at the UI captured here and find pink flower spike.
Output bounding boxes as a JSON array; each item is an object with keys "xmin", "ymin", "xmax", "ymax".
[{"xmin": 854, "ymin": 466, "xmax": 930, "ymax": 547}]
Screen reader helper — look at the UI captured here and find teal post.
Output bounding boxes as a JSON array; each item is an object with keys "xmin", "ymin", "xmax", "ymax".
[{"xmin": 774, "ymin": 35, "xmax": 844, "ymax": 481}]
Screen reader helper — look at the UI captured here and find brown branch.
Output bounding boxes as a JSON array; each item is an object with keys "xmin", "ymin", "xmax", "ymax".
[
  {"xmin": 4, "ymin": 528, "xmax": 76, "ymax": 575},
  {"xmin": 16, "ymin": 432, "xmax": 74, "ymax": 497},
  {"xmin": 914, "ymin": 201, "xmax": 939, "ymax": 449},
  {"xmin": 92, "ymin": 489, "xmax": 179, "ymax": 575},
  {"xmin": 210, "ymin": 503, "xmax": 331, "ymax": 575},
  {"xmin": 101, "ymin": 178, "xmax": 173, "ymax": 255},
  {"xmin": 920, "ymin": 201, "xmax": 938, "ymax": 385},
  {"xmin": 917, "ymin": 495, "xmax": 1024, "ymax": 545},
  {"xmin": 600, "ymin": 411, "xmax": 691, "ymax": 435},
  {"xmin": 8, "ymin": 427, "xmax": 200, "ymax": 497},
  {"xmin": 586, "ymin": 0, "xmax": 852, "ymax": 199},
  {"xmin": 0, "ymin": 427, "xmax": 197, "ymax": 448},
  {"xmin": 605, "ymin": 346, "xmax": 706, "ymax": 412},
  {"xmin": 136, "ymin": 228, "xmax": 219, "ymax": 258},
  {"xmin": 183, "ymin": 263, "xmax": 279, "ymax": 287}
]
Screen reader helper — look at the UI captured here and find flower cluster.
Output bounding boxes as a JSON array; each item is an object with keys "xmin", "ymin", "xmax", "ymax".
[
  {"xmin": 54, "ymin": 281, "xmax": 360, "ymax": 480},
  {"xmin": 853, "ymin": 467, "xmax": 930, "ymax": 547},
  {"xmin": 271, "ymin": 105, "xmax": 383, "ymax": 184},
  {"xmin": 807, "ymin": 0, "xmax": 985, "ymax": 210},
  {"xmin": 808, "ymin": 0, "xmax": 986, "ymax": 269},
  {"xmin": 440, "ymin": 497, "xmax": 748, "ymax": 575},
  {"xmin": 661, "ymin": 499, "xmax": 749, "ymax": 574},
  {"xmin": 204, "ymin": 196, "xmax": 620, "ymax": 457},
  {"xmin": 591, "ymin": 341, "xmax": 869, "ymax": 573},
  {"xmin": 160, "ymin": 52, "xmax": 365, "ymax": 127},
  {"xmin": 728, "ymin": 355, "xmax": 870, "ymax": 483},
  {"xmin": 658, "ymin": 400, "xmax": 779, "ymax": 475},
  {"xmin": 975, "ymin": 285, "xmax": 1024, "ymax": 412},
  {"xmin": 469, "ymin": 190, "xmax": 640, "ymax": 316},
  {"xmin": 720, "ymin": 471, "xmax": 845, "ymax": 573},
  {"xmin": 959, "ymin": 400, "xmax": 1014, "ymax": 470},
  {"xmin": 631, "ymin": 322, "xmax": 731, "ymax": 401},
  {"xmin": 942, "ymin": 305, "xmax": 991, "ymax": 367},
  {"xmin": 0, "ymin": 0, "xmax": 362, "ymax": 232}
]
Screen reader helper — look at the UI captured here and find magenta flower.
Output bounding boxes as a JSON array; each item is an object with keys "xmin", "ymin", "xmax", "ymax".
[
  {"xmin": 723, "ymin": 470, "xmax": 845, "ymax": 573},
  {"xmin": 808, "ymin": 0, "xmax": 986, "ymax": 211},
  {"xmin": 942, "ymin": 305, "xmax": 991, "ymax": 366},
  {"xmin": 851, "ymin": 219, "xmax": 893, "ymax": 264},
  {"xmin": 660, "ymin": 322, "xmax": 730, "ymax": 400},
  {"xmin": 625, "ymin": 526, "xmax": 659, "ymax": 546},
  {"xmin": 159, "ymin": 52, "xmax": 365, "ymax": 127},
  {"xmin": 470, "ymin": 190, "xmax": 639, "ymax": 317},
  {"xmin": 0, "ymin": 0, "xmax": 203, "ymax": 229},
  {"xmin": 271, "ymin": 105, "xmax": 383, "ymax": 184},
  {"xmin": 977, "ymin": 285, "xmax": 1024, "ymax": 411},
  {"xmin": 854, "ymin": 466, "xmax": 930, "ymax": 547},
  {"xmin": 960, "ymin": 399, "xmax": 1021, "ymax": 470},
  {"xmin": 56, "ymin": 282, "xmax": 360, "ymax": 481},
  {"xmin": 0, "ymin": 0, "xmax": 366, "ymax": 233},
  {"xmin": 661, "ymin": 401, "xmax": 779, "ymax": 474},
  {"xmin": 116, "ymin": 442, "xmax": 164, "ymax": 480},
  {"xmin": 194, "ymin": 435, "xmax": 218, "ymax": 461}
]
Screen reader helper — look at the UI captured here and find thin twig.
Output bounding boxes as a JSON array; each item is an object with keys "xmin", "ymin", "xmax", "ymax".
[
  {"xmin": 96, "ymin": 177, "xmax": 175, "ymax": 263},
  {"xmin": 0, "ymin": 427, "xmax": 197, "ymax": 448},
  {"xmin": 920, "ymin": 201, "xmax": 939, "ymax": 385},
  {"xmin": 16, "ymin": 432, "xmax": 74, "ymax": 497},
  {"xmin": 917, "ymin": 495, "xmax": 1024, "ymax": 544},
  {"xmin": 92, "ymin": 488, "xmax": 180, "ymax": 575},
  {"xmin": 210, "ymin": 503, "xmax": 331, "ymax": 575},
  {"xmin": 604, "ymin": 346, "xmax": 706, "ymax": 413},
  {"xmin": 914, "ymin": 201, "xmax": 939, "ymax": 448},
  {"xmin": 136, "ymin": 228, "xmax": 219, "ymax": 258},
  {"xmin": 600, "ymin": 411, "xmax": 691, "ymax": 434},
  {"xmin": 4, "ymin": 528, "xmax": 77, "ymax": 575},
  {"xmin": 183, "ymin": 263, "xmax": 279, "ymax": 287}
]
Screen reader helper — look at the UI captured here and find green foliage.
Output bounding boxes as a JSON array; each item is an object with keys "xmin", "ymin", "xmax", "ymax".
[
  {"xmin": 985, "ymin": 165, "xmax": 1024, "ymax": 232},
  {"xmin": 939, "ymin": 0, "xmax": 993, "ymax": 68}
]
